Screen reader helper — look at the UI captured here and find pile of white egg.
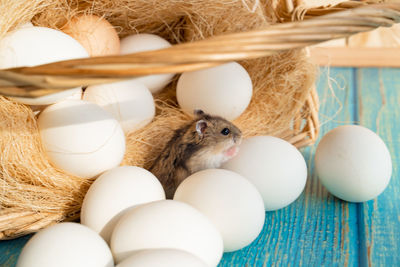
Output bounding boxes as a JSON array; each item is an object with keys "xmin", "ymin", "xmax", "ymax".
[{"xmin": 1, "ymin": 15, "xmax": 392, "ymax": 267}]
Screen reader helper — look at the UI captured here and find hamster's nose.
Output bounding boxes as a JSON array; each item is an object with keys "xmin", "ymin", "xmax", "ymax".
[{"xmin": 233, "ymin": 135, "xmax": 242, "ymax": 144}]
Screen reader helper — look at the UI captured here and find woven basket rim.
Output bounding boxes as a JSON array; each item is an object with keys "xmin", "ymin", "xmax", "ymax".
[{"xmin": 0, "ymin": 1, "xmax": 399, "ymax": 98}]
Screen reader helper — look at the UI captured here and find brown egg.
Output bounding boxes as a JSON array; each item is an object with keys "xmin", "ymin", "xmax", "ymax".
[{"xmin": 62, "ymin": 15, "xmax": 120, "ymax": 56}]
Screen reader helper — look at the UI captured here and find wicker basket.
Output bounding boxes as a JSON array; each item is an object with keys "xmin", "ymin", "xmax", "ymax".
[{"xmin": 0, "ymin": 0, "xmax": 399, "ymax": 240}]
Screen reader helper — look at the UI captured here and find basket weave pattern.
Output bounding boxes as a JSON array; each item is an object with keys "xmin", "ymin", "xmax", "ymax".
[{"xmin": 0, "ymin": 1, "xmax": 399, "ymax": 239}]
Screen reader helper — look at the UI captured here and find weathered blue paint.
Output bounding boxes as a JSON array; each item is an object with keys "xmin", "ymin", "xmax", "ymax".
[
  {"xmin": 0, "ymin": 67, "xmax": 398, "ymax": 267},
  {"xmin": 220, "ymin": 67, "xmax": 361, "ymax": 267},
  {"xmin": 356, "ymin": 68, "xmax": 400, "ymax": 267},
  {"xmin": 0, "ymin": 235, "xmax": 30, "ymax": 267}
]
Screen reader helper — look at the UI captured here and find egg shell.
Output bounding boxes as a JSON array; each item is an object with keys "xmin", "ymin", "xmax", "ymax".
[
  {"xmin": 19, "ymin": 22, "xmax": 34, "ymax": 28},
  {"xmin": 174, "ymin": 169, "xmax": 265, "ymax": 252},
  {"xmin": 120, "ymin": 33, "xmax": 175, "ymax": 93},
  {"xmin": 0, "ymin": 26, "xmax": 88, "ymax": 69},
  {"xmin": 315, "ymin": 125, "xmax": 392, "ymax": 202},
  {"xmin": 16, "ymin": 222, "xmax": 113, "ymax": 267},
  {"xmin": 0, "ymin": 26, "xmax": 88, "ymax": 105},
  {"xmin": 83, "ymin": 80, "xmax": 155, "ymax": 133},
  {"xmin": 13, "ymin": 88, "xmax": 83, "ymax": 106},
  {"xmin": 116, "ymin": 249, "xmax": 208, "ymax": 267},
  {"xmin": 110, "ymin": 200, "xmax": 223, "ymax": 266},
  {"xmin": 62, "ymin": 15, "xmax": 120, "ymax": 56},
  {"xmin": 222, "ymin": 136, "xmax": 307, "ymax": 211},
  {"xmin": 176, "ymin": 62, "xmax": 253, "ymax": 121},
  {"xmin": 37, "ymin": 99, "xmax": 125, "ymax": 178},
  {"xmin": 81, "ymin": 166, "xmax": 165, "ymax": 243}
]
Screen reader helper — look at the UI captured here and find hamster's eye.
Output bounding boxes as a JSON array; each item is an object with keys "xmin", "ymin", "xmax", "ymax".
[{"xmin": 221, "ymin": 128, "xmax": 230, "ymax": 135}]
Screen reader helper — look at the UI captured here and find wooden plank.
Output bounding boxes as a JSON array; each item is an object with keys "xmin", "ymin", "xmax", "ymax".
[
  {"xmin": 309, "ymin": 47, "xmax": 400, "ymax": 68},
  {"xmin": 0, "ymin": 235, "xmax": 31, "ymax": 267},
  {"xmin": 3, "ymin": 68, "xmax": 399, "ymax": 266},
  {"xmin": 357, "ymin": 68, "xmax": 400, "ymax": 266},
  {"xmin": 218, "ymin": 67, "xmax": 359, "ymax": 266},
  {"xmin": 0, "ymin": 68, "xmax": 361, "ymax": 266}
]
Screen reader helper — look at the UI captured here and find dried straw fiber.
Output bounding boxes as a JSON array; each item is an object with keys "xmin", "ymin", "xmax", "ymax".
[{"xmin": 0, "ymin": 0, "xmax": 315, "ymax": 228}]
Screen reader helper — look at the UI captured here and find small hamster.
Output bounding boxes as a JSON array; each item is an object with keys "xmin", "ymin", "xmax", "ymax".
[{"xmin": 149, "ymin": 110, "xmax": 242, "ymax": 198}]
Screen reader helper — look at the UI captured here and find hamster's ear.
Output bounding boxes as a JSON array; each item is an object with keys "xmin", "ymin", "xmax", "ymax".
[
  {"xmin": 194, "ymin": 109, "xmax": 205, "ymax": 117},
  {"xmin": 196, "ymin": 120, "xmax": 207, "ymax": 136}
]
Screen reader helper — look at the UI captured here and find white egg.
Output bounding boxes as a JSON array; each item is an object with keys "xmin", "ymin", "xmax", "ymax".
[
  {"xmin": 0, "ymin": 26, "xmax": 88, "ymax": 105},
  {"xmin": 62, "ymin": 14, "xmax": 120, "ymax": 57},
  {"xmin": 222, "ymin": 136, "xmax": 307, "ymax": 211},
  {"xmin": 176, "ymin": 62, "xmax": 253, "ymax": 121},
  {"xmin": 116, "ymin": 249, "xmax": 208, "ymax": 267},
  {"xmin": 120, "ymin": 33, "xmax": 175, "ymax": 93},
  {"xmin": 83, "ymin": 80, "xmax": 155, "ymax": 133},
  {"xmin": 315, "ymin": 125, "xmax": 392, "ymax": 202},
  {"xmin": 16, "ymin": 222, "xmax": 113, "ymax": 267},
  {"xmin": 110, "ymin": 200, "xmax": 223, "ymax": 266},
  {"xmin": 0, "ymin": 27, "xmax": 88, "ymax": 68},
  {"xmin": 174, "ymin": 169, "xmax": 265, "ymax": 252},
  {"xmin": 81, "ymin": 166, "xmax": 165, "ymax": 243},
  {"xmin": 19, "ymin": 22, "xmax": 34, "ymax": 28},
  {"xmin": 37, "ymin": 99, "xmax": 125, "ymax": 178},
  {"xmin": 13, "ymin": 88, "xmax": 84, "ymax": 106}
]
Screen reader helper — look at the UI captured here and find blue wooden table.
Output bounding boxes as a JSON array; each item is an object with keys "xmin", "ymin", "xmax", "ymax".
[{"xmin": 1, "ymin": 67, "xmax": 399, "ymax": 266}]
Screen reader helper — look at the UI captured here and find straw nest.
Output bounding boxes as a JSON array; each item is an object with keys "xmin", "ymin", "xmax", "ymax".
[{"xmin": 0, "ymin": 0, "xmax": 398, "ymax": 239}]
